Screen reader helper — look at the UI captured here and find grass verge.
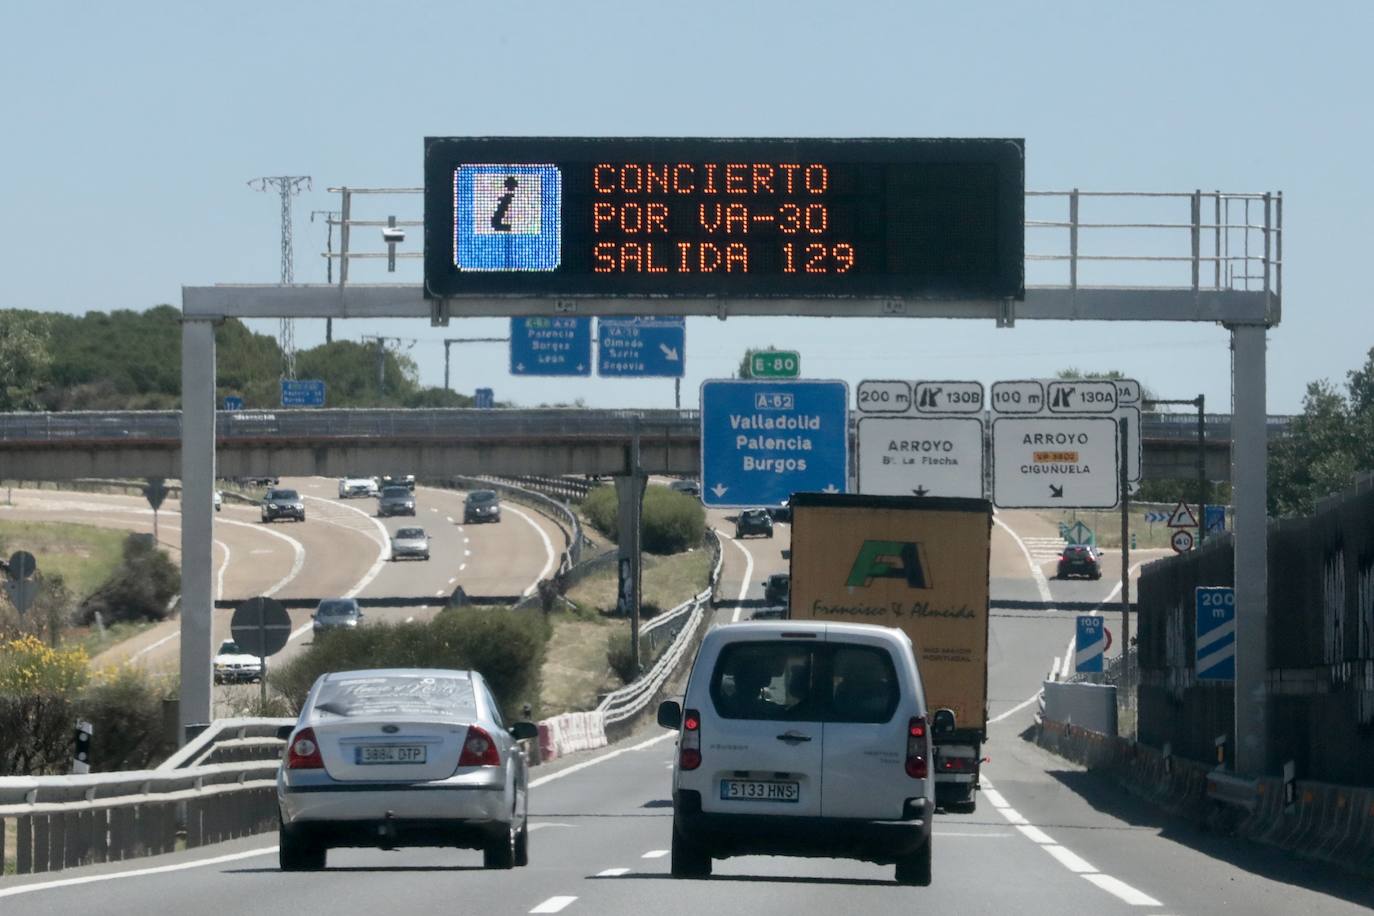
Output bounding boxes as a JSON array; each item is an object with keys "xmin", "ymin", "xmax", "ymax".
[
  {"xmin": 0, "ymin": 519, "xmax": 126, "ymax": 599},
  {"xmin": 564, "ymin": 548, "xmax": 711, "ymax": 616}
]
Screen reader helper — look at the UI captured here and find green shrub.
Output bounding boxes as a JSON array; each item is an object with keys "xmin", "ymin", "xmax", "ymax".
[
  {"xmin": 74, "ymin": 534, "xmax": 180, "ymax": 625},
  {"xmin": 582, "ymin": 485, "xmax": 705, "ymax": 555},
  {"xmin": 606, "ymin": 631, "xmax": 636, "ymax": 684},
  {"xmin": 77, "ymin": 666, "xmax": 176, "ymax": 771},
  {"xmin": 0, "ymin": 693, "xmax": 76, "ymax": 775},
  {"xmin": 273, "ymin": 609, "xmax": 551, "ymax": 720}
]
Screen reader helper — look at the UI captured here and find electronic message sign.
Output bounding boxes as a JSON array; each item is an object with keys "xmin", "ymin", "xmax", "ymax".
[{"xmin": 424, "ymin": 138, "xmax": 1024, "ymax": 303}]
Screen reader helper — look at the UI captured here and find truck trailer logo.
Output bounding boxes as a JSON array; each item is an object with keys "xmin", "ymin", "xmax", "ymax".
[{"xmin": 845, "ymin": 540, "xmax": 931, "ymax": 589}]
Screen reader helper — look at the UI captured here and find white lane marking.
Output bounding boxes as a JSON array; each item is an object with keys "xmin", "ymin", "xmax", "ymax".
[
  {"xmin": 1081, "ymin": 874, "xmax": 1163, "ymax": 907},
  {"xmin": 937, "ymin": 831, "xmax": 1012, "ymax": 838},
  {"xmin": 465, "ymin": 549, "xmax": 473, "ymax": 557},
  {"xmin": 435, "ymin": 590, "xmax": 446, "ymax": 597},
  {"xmin": 290, "ymin": 495, "xmax": 391, "ymax": 641},
  {"xmin": 526, "ymin": 822, "xmax": 572, "ymax": 832},
  {"xmin": 530, "ymin": 897, "xmax": 577, "ymax": 914},
  {"xmin": 464, "ymin": 536, "xmax": 470, "ymax": 543},
  {"xmin": 0, "ymin": 845, "xmax": 277, "ymax": 898},
  {"xmin": 214, "ymin": 539, "xmax": 230, "ymax": 602},
  {"xmin": 448, "ymin": 577, "xmax": 457, "ymax": 585},
  {"xmin": 717, "ymin": 529, "xmax": 755, "ymax": 623},
  {"xmin": 981, "ymin": 777, "xmax": 1164, "ymax": 908},
  {"xmin": 1016, "ymin": 824, "xmax": 1055, "ymax": 844},
  {"xmin": 1043, "ymin": 844, "xmax": 1095, "ymax": 873},
  {"xmin": 460, "ymin": 563, "xmax": 467, "ymax": 571},
  {"xmin": 446, "ymin": 516, "xmax": 454, "ymax": 523},
  {"xmin": 507, "ymin": 501, "xmax": 557, "ymax": 595},
  {"xmin": 431, "ymin": 507, "xmax": 439, "ymax": 512},
  {"xmin": 597, "ymin": 867, "xmax": 631, "ymax": 876},
  {"xmin": 988, "ymin": 692, "xmax": 1043, "ymax": 725},
  {"xmin": 992, "ymin": 512, "xmax": 1055, "ymax": 607},
  {"xmin": 528, "ymin": 730, "xmax": 675, "ymax": 789},
  {"xmin": 641, "ymin": 849, "xmax": 669, "ymax": 859}
]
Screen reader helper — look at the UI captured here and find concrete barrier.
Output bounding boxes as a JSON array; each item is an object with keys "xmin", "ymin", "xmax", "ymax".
[{"xmin": 1042, "ymin": 681, "xmax": 1118, "ymax": 736}]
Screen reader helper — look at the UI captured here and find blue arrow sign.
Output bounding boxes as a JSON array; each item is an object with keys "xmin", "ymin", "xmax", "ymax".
[
  {"xmin": 1195, "ymin": 586, "xmax": 1236, "ymax": 681},
  {"xmin": 510, "ymin": 317, "xmax": 592, "ymax": 376},
  {"xmin": 597, "ymin": 316, "xmax": 685, "ymax": 378},
  {"xmin": 1075, "ymin": 615, "xmax": 1106, "ymax": 673},
  {"xmin": 280, "ymin": 379, "xmax": 325, "ymax": 407},
  {"xmin": 474, "ymin": 388, "xmax": 494, "ymax": 409},
  {"xmin": 223, "ymin": 395, "xmax": 244, "ymax": 411},
  {"xmin": 1204, "ymin": 505, "xmax": 1226, "ymax": 534},
  {"xmin": 700, "ymin": 379, "xmax": 848, "ymax": 509}
]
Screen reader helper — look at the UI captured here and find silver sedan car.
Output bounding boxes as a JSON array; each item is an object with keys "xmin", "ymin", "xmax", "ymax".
[
  {"xmin": 276, "ymin": 668, "xmax": 538, "ymax": 871},
  {"xmin": 390, "ymin": 526, "xmax": 431, "ymax": 561}
]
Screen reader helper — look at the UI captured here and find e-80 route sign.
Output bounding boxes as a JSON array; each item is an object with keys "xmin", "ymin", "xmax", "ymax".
[
  {"xmin": 700, "ymin": 379, "xmax": 848, "ymax": 508},
  {"xmin": 424, "ymin": 137, "xmax": 1024, "ymax": 303}
]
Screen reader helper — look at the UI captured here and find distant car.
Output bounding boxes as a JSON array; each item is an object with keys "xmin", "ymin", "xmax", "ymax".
[
  {"xmin": 762, "ymin": 572, "xmax": 790, "ymax": 606},
  {"xmin": 669, "ymin": 479, "xmax": 701, "ymax": 498},
  {"xmin": 1056, "ymin": 545, "xmax": 1102, "ymax": 580},
  {"xmin": 377, "ymin": 486, "xmax": 416, "ymax": 517},
  {"xmin": 261, "ymin": 488, "xmax": 305, "ymax": 523},
  {"xmin": 277, "ymin": 668, "xmax": 538, "ymax": 871},
  {"xmin": 463, "ymin": 490, "xmax": 502, "ymax": 524},
  {"xmin": 769, "ymin": 500, "xmax": 792, "ymax": 523},
  {"xmin": 213, "ymin": 639, "xmax": 263, "ymax": 684},
  {"xmin": 214, "ymin": 490, "xmax": 222, "ymax": 512},
  {"xmin": 735, "ymin": 508, "xmax": 774, "ymax": 539},
  {"xmin": 338, "ymin": 476, "xmax": 379, "ymax": 499},
  {"xmin": 381, "ymin": 474, "xmax": 416, "ymax": 492},
  {"xmin": 312, "ymin": 598, "xmax": 363, "ymax": 633},
  {"xmin": 391, "ymin": 527, "xmax": 432, "ymax": 561}
]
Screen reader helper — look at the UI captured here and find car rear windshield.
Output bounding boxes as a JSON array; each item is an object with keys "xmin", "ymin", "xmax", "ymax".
[
  {"xmin": 709, "ymin": 641, "xmax": 899, "ymax": 723},
  {"xmin": 1065, "ymin": 547, "xmax": 1093, "ymax": 558},
  {"xmin": 313, "ymin": 674, "xmax": 477, "ymax": 719},
  {"xmin": 316, "ymin": 600, "xmax": 358, "ymax": 617},
  {"xmin": 381, "ymin": 487, "xmax": 410, "ymax": 498},
  {"xmin": 395, "ymin": 528, "xmax": 424, "ymax": 539},
  {"xmin": 268, "ymin": 490, "xmax": 299, "ymax": 500},
  {"xmin": 468, "ymin": 491, "xmax": 497, "ymax": 503},
  {"xmin": 218, "ymin": 641, "xmax": 242, "ymax": 654}
]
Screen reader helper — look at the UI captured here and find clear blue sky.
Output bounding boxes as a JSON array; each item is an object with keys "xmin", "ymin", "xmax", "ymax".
[{"xmin": 3, "ymin": 1, "xmax": 1367, "ymax": 413}]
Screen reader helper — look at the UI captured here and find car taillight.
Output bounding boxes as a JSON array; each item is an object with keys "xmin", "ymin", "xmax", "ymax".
[
  {"xmin": 287, "ymin": 727, "xmax": 324, "ymax": 769},
  {"xmin": 680, "ymin": 708, "xmax": 702, "ymax": 770},
  {"xmin": 940, "ymin": 755, "xmax": 974, "ymax": 772},
  {"xmin": 459, "ymin": 725, "xmax": 501, "ymax": 767},
  {"xmin": 905, "ymin": 717, "xmax": 928, "ymax": 779}
]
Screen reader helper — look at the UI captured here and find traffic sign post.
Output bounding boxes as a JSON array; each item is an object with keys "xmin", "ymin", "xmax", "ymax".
[
  {"xmin": 991, "ymin": 416, "xmax": 1119, "ymax": 509},
  {"xmin": 473, "ymin": 387, "xmax": 495, "ymax": 409},
  {"xmin": 597, "ymin": 316, "xmax": 685, "ymax": 378},
  {"xmin": 1171, "ymin": 529, "xmax": 1195, "ymax": 553},
  {"xmin": 749, "ymin": 350, "xmax": 800, "ymax": 379},
  {"xmin": 280, "ymin": 379, "xmax": 326, "ymax": 407},
  {"xmin": 700, "ymin": 379, "xmax": 848, "ymax": 508},
  {"xmin": 1204, "ymin": 504, "xmax": 1226, "ymax": 534},
  {"xmin": 230, "ymin": 596, "xmax": 293, "ymax": 706},
  {"xmin": 856, "ymin": 416, "xmax": 984, "ymax": 498},
  {"xmin": 1167, "ymin": 500, "xmax": 1199, "ymax": 528},
  {"xmin": 223, "ymin": 395, "xmax": 244, "ymax": 411},
  {"xmin": 1196, "ymin": 587, "xmax": 1236, "ymax": 681},
  {"xmin": 510, "ymin": 316, "xmax": 592, "ymax": 376},
  {"xmin": 1075, "ymin": 615, "xmax": 1107, "ymax": 674},
  {"xmin": 1060, "ymin": 520, "xmax": 1095, "ymax": 546}
]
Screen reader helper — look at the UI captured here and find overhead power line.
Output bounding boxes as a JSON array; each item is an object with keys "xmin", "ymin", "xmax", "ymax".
[{"xmin": 249, "ymin": 175, "xmax": 312, "ymax": 378}]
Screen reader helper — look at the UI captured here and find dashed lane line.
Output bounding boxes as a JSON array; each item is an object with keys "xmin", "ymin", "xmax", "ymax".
[
  {"xmin": 641, "ymin": 849, "xmax": 669, "ymax": 859},
  {"xmin": 982, "ymin": 777, "xmax": 1163, "ymax": 907},
  {"xmin": 530, "ymin": 896, "xmax": 577, "ymax": 914},
  {"xmin": 597, "ymin": 867, "xmax": 631, "ymax": 877}
]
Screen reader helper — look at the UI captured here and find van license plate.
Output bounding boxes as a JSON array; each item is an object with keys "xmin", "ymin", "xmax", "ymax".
[
  {"xmin": 356, "ymin": 745, "xmax": 426, "ymax": 765},
  {"xmin": 720, "ymin": 780, "xmax": 799, "ymax": 802}
]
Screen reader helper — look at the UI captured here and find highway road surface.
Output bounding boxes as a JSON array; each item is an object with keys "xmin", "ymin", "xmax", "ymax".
[{"xmin": 5, "ymin": 498, "xmax": 1370, "ymax": 913}]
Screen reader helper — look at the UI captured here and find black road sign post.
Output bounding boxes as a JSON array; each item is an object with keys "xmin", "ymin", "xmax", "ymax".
[
  {"xmin": 230, "ymin": 597, "xmax": 292, "ymax": 708},
  {"xmin": 5, "ymin": 550, "xmax": 39, "ymax": 619},
  {"xmin": 144, "ymin": 478, "xmax": 170, "ymax": 542}
]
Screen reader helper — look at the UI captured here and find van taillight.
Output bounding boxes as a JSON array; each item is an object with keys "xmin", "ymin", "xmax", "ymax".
[
  {"xmin": 287, "ymin": 727, "xmax": 324, "ymax": 770},
  {"xmin": 680, "ymin": 708, "xmax": 702, "ymax": 770},
  {"xmin": 905, "ymin": 717, "xmax": 928, "ymax": 779}
]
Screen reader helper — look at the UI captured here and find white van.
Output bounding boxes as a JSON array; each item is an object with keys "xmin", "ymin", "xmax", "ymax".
[{"xmin": 657, "ymin": 620, "xmax": 945, "ymax": 885}]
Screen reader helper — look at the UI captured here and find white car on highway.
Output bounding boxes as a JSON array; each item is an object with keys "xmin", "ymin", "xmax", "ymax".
[
  {"xmin": 276, "ymin": 668, "xmax": 538, "ymax": 871},
  {"xmin": 658, "ymin": 621, "xmax": 940, "ymax": 885},
  {"xmin": 212, "ymin": 639, "xmax": 262, "ymax": 684},
  {"xmin": 338, "ymin": 476, "xmax": 379, "ymax": 499},
  {"xmin": 390, "ymin": 526, "xmax": 432, "ymax": 561}
]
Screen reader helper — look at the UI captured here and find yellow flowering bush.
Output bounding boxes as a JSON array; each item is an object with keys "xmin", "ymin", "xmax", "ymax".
[{"xmin": 0, "ymin": 635, "xmax": 90, "ymax": 695}]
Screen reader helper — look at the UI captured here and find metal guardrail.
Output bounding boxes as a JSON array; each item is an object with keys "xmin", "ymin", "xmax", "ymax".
[
  {"xmin": 0, "ymin": 407, "xmax": 1290, "ymax": 447},
  {"xmin": 598, "ymin": 531, "xmax": 723, "ymax": 727},
  {"xmin": 441, "ymin": 474, "xmax": 584, "ymax": 570}
]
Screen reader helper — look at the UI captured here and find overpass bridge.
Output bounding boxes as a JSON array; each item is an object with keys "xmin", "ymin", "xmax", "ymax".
[{"xmin": 0, "ymin": 408, "xmax": 1292, "ymax": 483}]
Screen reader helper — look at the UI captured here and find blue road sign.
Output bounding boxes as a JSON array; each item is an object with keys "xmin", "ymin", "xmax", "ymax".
[
  {"xmin": 597, "ymin": 316, "xmax": 685, "ymax": 378},
  {"xmin": 700, "ymin": 379, "xmax": 848, "ymax": 509},
  {"xmin": 1075, "ymin": 615, "xmax": 1106, "ymax": 674},
  {"xmin": 1195, "ymin": 586, "xmax": 1236, "ymax": 681},
  {"xmin": 223, "ymin": 395, "xmax": 244, "ymax": 411},
  {"xmin": 280, "ymin": 379, "xmax": 325, "ymax": 407},
  {"xmin": 474, "ymin": 388, "xmax": 495, "ymax": 409},
  {"xmin": 510, "ymin": 317, "xmax": 592, "ymax": 376},
  {"xmin": 1204, "ymin": 504, "xmax": 1226, "ymax": 534}
]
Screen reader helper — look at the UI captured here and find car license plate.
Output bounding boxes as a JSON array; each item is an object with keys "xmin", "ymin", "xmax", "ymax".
[
  {"xmin": 720, "ymin": 779, "xmax": 799, "ymax": 802},
  {"xmin": 356, "ymin": 745, "xmax": 426, "ymax": 765}
]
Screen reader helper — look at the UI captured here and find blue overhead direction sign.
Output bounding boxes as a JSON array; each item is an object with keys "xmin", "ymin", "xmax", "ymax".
[
  {"xmin": 510, "ymin": 317, "xmax": 592, "ymax": 376},
  {"xmin": 1195, "ymin": 586, "xmax": 1236, "ymax": 681},
  {"xmin": 700, "ymin": 379, "xmax": 848, "ymax": 509},
  {"xmin": 280, "ymin": 379, "xmax": 325, "ymax": 407},
  {"xmin": 597, "ymin": 316, "xmax": 685, "ymax": 378},
  {"xmin": 1075, "ymin": 615, "xmax": 1107, "ymax": 674}
]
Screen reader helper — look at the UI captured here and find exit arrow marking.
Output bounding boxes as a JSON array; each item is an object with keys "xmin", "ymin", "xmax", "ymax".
[
  {"xmin": 711, "ymin": 483, "xmax": 728, "ymax": 498},
  {"xmin": 659, "ymin": 344, "xmax": 680, "ymax": 361},
  {"xmin": 912, "ymin": 486, "xmax": 929, "ymax": 497},
  {"xmin": 822, "ymin": 484, "xmax": 839, "ymax": 493},
  {"xmin": 1049, "ymin": 484, "xmax": 1064, "ymax": 498}
]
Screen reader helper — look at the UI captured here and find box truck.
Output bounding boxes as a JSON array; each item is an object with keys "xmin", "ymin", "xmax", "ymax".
[{"xmin": 788, "ymin": 492, "xmax": 991, "ymax": 812}]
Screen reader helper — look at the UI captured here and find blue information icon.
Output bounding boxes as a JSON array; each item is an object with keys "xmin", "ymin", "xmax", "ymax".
[{"xmin": 454, "ymin": 164, "xmax": 561, "ymax": 272}]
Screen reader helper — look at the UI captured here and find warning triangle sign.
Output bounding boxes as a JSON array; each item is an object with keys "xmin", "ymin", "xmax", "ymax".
[{"xmin": 1167, "ymin": 500, "xmax": 1198, "ymax": 528}]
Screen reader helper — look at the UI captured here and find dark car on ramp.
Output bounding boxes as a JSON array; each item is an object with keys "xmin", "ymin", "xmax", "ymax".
[
  {"xmin": 735, "ymin": 508, "xmax": 774, "ymax": 539},
  {"xmin": 1056, "ymin": 545, "xmax": 1102, "ymax": 580}
]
